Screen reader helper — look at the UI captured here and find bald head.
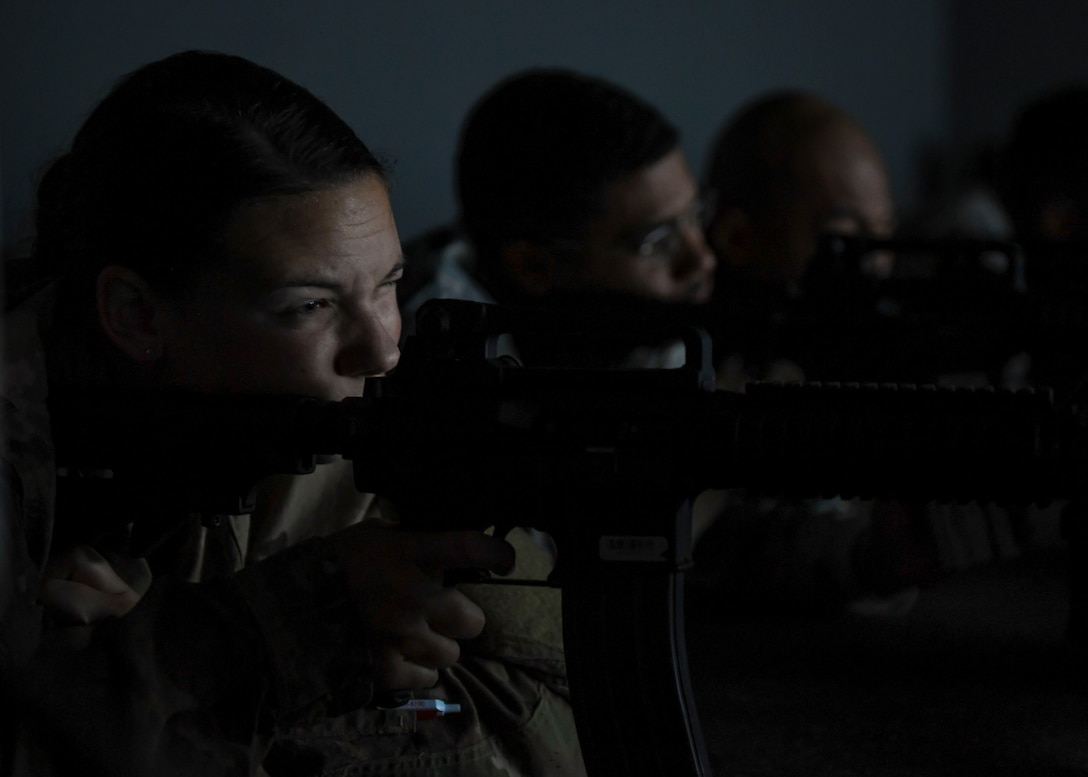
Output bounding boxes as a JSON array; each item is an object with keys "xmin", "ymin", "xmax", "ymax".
[{"xmin": 705, "ymin": 90, "xmax": 894, "ymax": 286}]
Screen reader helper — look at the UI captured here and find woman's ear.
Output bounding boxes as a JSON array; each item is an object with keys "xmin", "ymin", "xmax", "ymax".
[
  {"xmin": 96, "ymin": 266, "xmax": 170, "ymax": 363},
  {"xmin": 498, "ymin": 241, "xmax": 559, "ymax": 297}
]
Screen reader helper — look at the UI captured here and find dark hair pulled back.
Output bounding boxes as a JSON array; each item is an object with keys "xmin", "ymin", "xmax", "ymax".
[{"xmin": 34, "ymin": 50, "xmax": 386, "ymax": 312}]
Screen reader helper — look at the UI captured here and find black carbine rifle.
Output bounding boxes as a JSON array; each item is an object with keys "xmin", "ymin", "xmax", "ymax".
[{"xmin": 49, "ymin": 299, "xmax": 1088, "ymax": 777}]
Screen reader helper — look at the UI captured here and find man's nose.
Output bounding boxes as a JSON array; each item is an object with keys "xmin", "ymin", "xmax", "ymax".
[{"xmin": 672, "ymin": 222, "xmax": 717, "ymax": 278}]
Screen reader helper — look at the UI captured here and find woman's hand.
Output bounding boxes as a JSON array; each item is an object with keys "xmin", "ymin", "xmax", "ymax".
[
  {"xmin": 41, "ymin": 545, "xmax": 142, "ymax": 625},
  {"xmin": 331, "ymin": 522, "xmax": 515, "ymax": 691}
]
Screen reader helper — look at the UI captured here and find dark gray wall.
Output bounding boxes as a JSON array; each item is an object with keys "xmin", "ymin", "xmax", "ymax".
[
  {"xmin": 950, "ymin": 0, "xmax": 1088, "ymax": 152},
  {"xmin": 1, "ymin": 1, "xmax": 947, "ymax": 256}
]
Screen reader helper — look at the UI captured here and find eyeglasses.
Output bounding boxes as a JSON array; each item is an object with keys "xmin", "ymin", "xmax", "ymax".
[
  {"xmin": 621, "ymin": 198, "xmax": 709, "ymax": 260},
  {"xmin": 547, "ymin": 197, "xmax": 710, "ymax": 261}
]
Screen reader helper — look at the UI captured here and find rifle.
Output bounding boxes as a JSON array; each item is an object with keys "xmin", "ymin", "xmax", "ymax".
[
  {"xmin": 48, "ymin": 298, "xmax": 1088, "ymax": 777},
  {"xmin": 713, "ymin": 232, "xmax": 1088, "ymax": 392}
]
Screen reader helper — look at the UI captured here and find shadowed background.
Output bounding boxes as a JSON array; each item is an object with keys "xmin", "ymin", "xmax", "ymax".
[{"xmin": 5, "ymin": 0, "xmax": 1082, "ymax": 257}]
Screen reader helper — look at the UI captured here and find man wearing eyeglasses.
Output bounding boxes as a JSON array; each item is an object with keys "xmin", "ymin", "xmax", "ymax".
[
  {"xmin": 400, "ymin": 67, "xmax": 716, "ymax": 367},
  {"xmin": 386, "ymin": 67, "xmax": 716, "ymax": 776}
]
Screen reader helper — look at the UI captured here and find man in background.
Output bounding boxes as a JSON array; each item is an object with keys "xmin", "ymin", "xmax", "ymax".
[
  {"xmin": 691, "ymin": 90, "xmax": 930, "ymax": 613},
  {"xmin": 400, "ymin": 67, "xmax": 716, "ymax": 368},
  {"xmin": 701, "ymin": 89, "xmax": 896, "ymax": 388}
]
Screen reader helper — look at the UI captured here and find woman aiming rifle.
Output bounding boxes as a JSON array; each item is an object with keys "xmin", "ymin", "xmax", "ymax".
[{"xmin": 0, "ymin": 51, "xmax": 552, "ymax": 776}]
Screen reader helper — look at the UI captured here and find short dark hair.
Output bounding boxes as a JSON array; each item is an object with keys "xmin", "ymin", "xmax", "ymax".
[
  {"xmin": 1000, "ymin": 83, "xmax": 1088, "ymax": 238},
  {"xmin": 34, "ymin": 50, "xmax": 386, "ymax": 309},
  {"xmin": 455, "ymin": 68, "xmax": 679, "ymax": 269}
]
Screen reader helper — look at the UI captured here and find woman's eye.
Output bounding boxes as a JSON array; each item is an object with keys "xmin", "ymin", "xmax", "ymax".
[
  {"xmin": 292, "ymin": 299, "xmax": 330, "ymax": 315},
  {"xmin": 382, "ymin": 269, "xmax": 405, "ymax": 289}
]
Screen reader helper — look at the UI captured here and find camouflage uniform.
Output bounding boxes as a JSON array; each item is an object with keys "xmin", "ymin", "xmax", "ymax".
[
  {"xmin": 0, "ymin": 287, "xmax": 584, "ymax": 776},
  {"xmin": 192, "ymin": 467, "xmax": 582, "ymax": 776}
]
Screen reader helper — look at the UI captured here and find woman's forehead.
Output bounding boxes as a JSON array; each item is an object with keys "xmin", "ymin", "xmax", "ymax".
[{"xmin": 221, "ymin": 177, "xmax": 397, "ymax": 284}]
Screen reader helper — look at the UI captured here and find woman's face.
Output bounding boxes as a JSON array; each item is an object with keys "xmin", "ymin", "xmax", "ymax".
[{"xmin": 156, "ymin": 175, "xmax": 403, "ymax": 401}]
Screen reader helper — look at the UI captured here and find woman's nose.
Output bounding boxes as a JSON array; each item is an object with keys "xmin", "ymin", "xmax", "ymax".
[{"xmin": 335, "ymin": 309, "xmax": 401, "ymax": 377}]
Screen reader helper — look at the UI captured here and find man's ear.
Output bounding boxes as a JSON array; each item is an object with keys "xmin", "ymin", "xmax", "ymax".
[
  {"xmin": 498, "ymin": 241, "xmax": 559, "ymax": 297},
  {"xmin": 96, "ymin": 266, "xmax": 170, "ymax": 363},
  {"xmin": 707, "ymin": 208, "xmax": 754, "ymax": 268}
]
